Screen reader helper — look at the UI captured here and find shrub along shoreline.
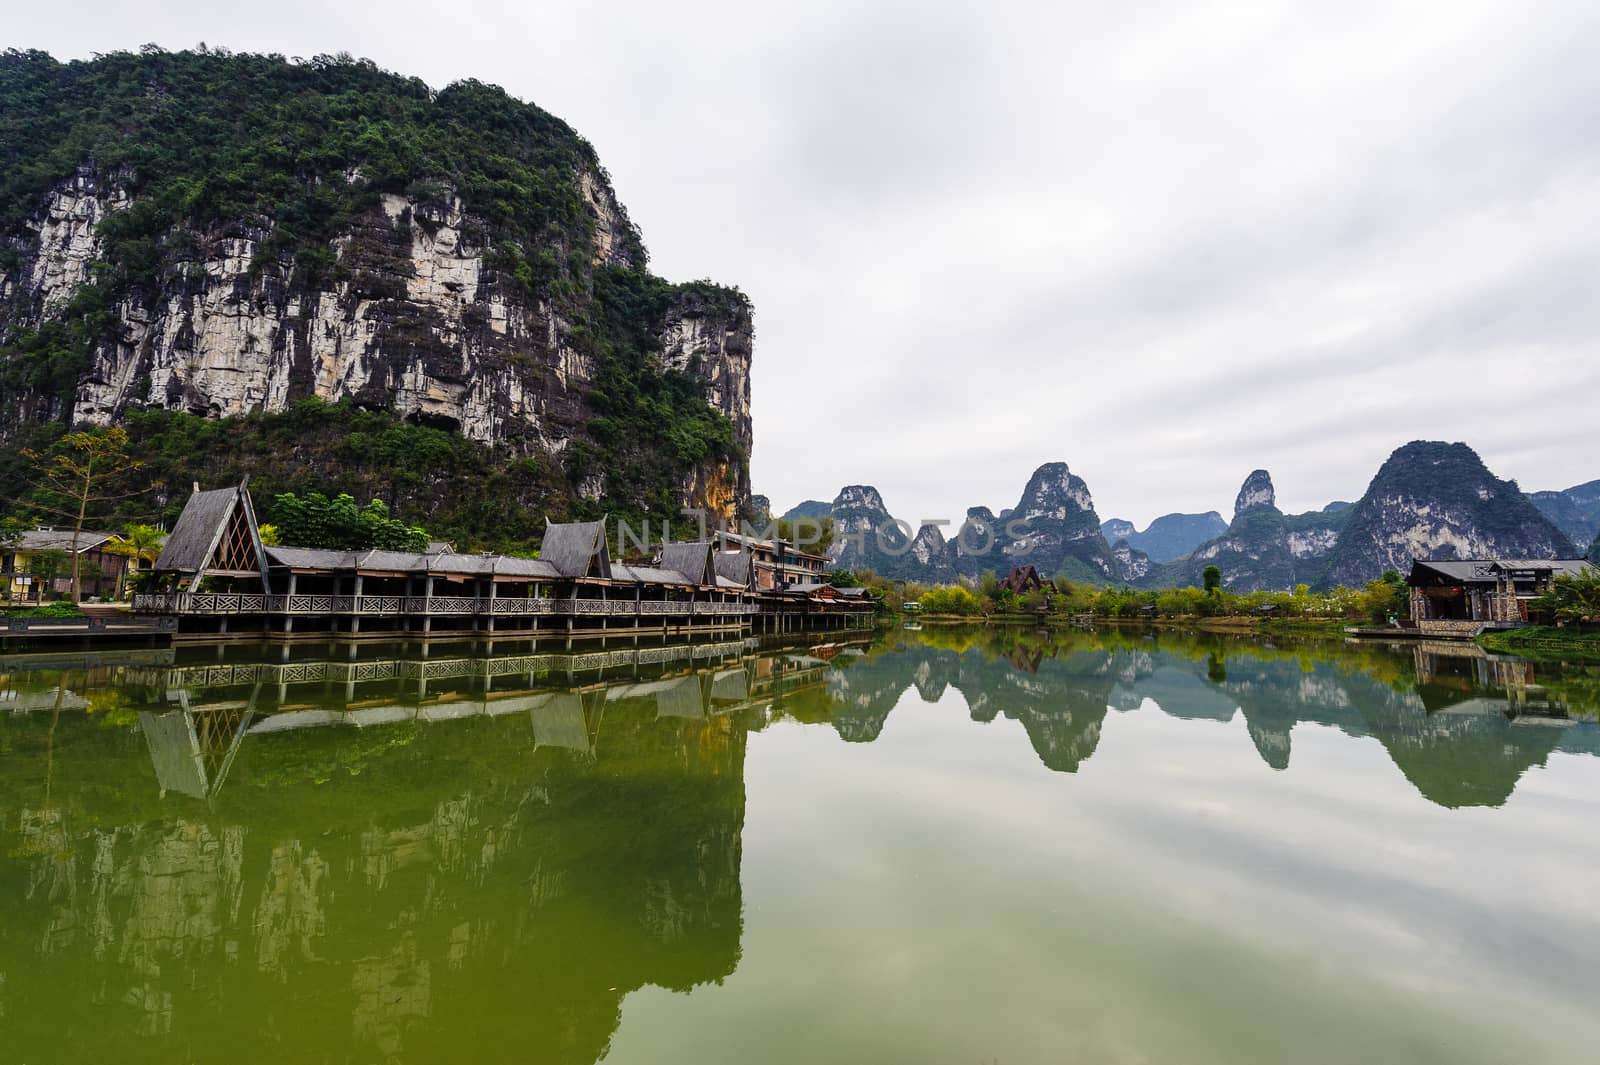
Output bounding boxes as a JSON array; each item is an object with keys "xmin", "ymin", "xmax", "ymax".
[{"xmin": 842, "ymin": 568, "xmax": 1411, "ymax": 631}]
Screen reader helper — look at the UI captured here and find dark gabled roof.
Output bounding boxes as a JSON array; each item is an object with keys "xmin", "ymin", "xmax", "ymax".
[
  {"xmin": 834, "ymin": 586, "xmax": 871, "ymax": 598},
  {"xmin": 12, "ymin": 529, "xmax": 119, "ymax": 553},
  {"xmin": 615, "ymin": 564, "xmax": 695, "ymax": 586},
  {"xmin": 156, "ymin": 486, "xmax": 243, "ymax": 573},
  {"xmin": 357, "ymin": 549, "xmax": 432, "ymax": 573},
  {"xmin": 435, "ymin": 552, "xmax": 551, "ymax": 578},
  {"xmin": 713, "ymin": 549, "xmax": 753, "ymax": 587},
  {"xmin": 1410, "ymin": 558, "xmax": 1596, "ymax": 585},
  {"xmin": 430, "ymin": 553, "xmax": 495, "ymax": 576},
  {"xmin": 492, "ymin": 555, "xmax": 561, "ymax": 579},
  {"xmin": 1408, "ymin": 559, "xmax": 1498, "ymax": 584},
  {"xmin": 541, "ymin": 521, "xmax": 610, "ymax": 579},
  {"xmin": 1489, "ymin": 559, "xmax": 1595, "ymax": 577},
  {"xmin": 266, "ymin": 545, "xmax": 359, "ymax": 569},
  {"xmin": 659, "ymin": 541, "xmax": 714, "ymax": 585}
]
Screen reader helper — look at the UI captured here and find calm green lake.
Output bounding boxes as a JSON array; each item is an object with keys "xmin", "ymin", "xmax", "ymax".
[{"xmin": 2, "ymin": 627, "xmax": 1599, "ymax": 1064}]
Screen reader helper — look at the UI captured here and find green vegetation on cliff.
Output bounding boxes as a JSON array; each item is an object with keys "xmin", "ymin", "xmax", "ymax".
[
  {"xmin": 0, "ymin": 45, "xmax": 634, "ymax": 299},
  {"xmin": 0, "ymin": 47, "xmax": 747, "ymax": 521}
]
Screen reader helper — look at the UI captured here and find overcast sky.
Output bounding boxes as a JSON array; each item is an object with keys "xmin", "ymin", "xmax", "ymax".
[{"xmin": 14, "ymin": 1, "xmax": 1600, "ymax": 528}]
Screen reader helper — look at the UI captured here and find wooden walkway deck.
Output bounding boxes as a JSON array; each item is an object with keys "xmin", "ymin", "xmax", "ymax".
[{"xmin": 2, "ymin": 614, "xmax": 178, "ymax": 648}]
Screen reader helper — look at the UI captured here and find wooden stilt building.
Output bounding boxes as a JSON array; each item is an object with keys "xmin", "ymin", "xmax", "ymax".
[{"xmin": 135, "ymin": 482, "xmax": 874, "ymax": 639}]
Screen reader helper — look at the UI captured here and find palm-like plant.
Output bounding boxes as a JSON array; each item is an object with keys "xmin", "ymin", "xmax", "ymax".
[
  {"xmin": 108, "ymin": 524, "xmax": 167, "ymax": 598},
  {"xmin": 1533, "ymin": 569, "xmax": 1600, "ymax": 625}
]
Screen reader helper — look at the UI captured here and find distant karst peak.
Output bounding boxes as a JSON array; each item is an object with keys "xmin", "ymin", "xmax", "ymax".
[
  {"xmin": 1234, "ymin": 470, "xmax": 1276, "ymax": 517},
  {"xmin": 833, "ymin": 485, "xmax": 888, "ymax": 513}
]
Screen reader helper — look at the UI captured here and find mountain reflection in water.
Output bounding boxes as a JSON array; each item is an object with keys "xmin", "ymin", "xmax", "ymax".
[
  {"xmin": 827, "ymin": 630, "xmax": 1600, "ymax": 807},
  {"xmin": 0, "ymin": 628, "xmax": 1596, "ymax": 1063}
]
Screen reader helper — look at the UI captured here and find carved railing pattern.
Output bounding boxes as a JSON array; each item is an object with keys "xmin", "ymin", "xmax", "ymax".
[
  {"xmin": 489, "ymin": 599, "xmax": 559, "ymax": 614},
  {"xmin": 351, "ymin": 661, "xmax": 400, "ymax": 681},
  {"xmin": 423, "ymin": 597, "xmax": 480, "ymax": 614}
]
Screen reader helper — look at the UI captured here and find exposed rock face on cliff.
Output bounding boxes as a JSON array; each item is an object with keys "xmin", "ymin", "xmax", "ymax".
[
  {"xmin": 1111, "ymin": 540, "xmax": 1153, "ymax": 581},
  {"xmin": 1101, "ymin": 518, "xmax": 1136, "ymax": 542},
  {"xmin": 823, "ymin": 484, "xmax": 956, "ymax": 581},
  {"xmin": 1100, "ymin": 511, "xmax": 1228, "ymax": 563},
  {"xmin": 1322, "ymin": 441, "xmax": 1576, "ymax": 587},
  {"xmin": 954, "ymin": 506, "xmax": 1001, "ymax": 573},
  {"xmin": 802, "ymin": 465, "xmax": 1144, "ymax": 584},
  {"xmin": 1528, "ymin": 479, "xmax": 1600, "ymax": 549},
  {"xmin": 957, "ymin": 462, "xmax": 1120, "ymax": 581},
  {"xmin": 1234, "ymin": 470, "xmax": 1276, "ymax": 514},
  {"xmin": 0, "ymin": 49, "xmax": 751, "ymax": 518},
  {"xmin": 1156, "ymin": 470, "xmax": 1346, "ymax": 592}
]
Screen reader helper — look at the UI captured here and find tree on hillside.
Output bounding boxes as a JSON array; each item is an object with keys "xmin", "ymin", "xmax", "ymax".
[
  {"xmin": 21, "ymin": 427, "xmax": 145, "ymax": 603},
  {"xmin": 1203, "ymin": 565, "xmax": 1222, "ymax": 594},
  {"xmin": 270, "ymin": 492, "xmax": 429, "ymax": 551}
]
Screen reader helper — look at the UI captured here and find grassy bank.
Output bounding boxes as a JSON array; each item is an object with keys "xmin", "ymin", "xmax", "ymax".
[{"xmin": 1478, "ymin": 626, "xmax": 1600, "ymax": 661}]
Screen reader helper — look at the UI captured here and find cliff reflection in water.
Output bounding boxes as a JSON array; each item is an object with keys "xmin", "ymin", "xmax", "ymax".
[
  {"xmin": 1, "ymin": 629, "xmax": 1598, "ymax": 1062},
  {"xmin": 0, "ymin": 637, "xmax": 802, "ymax": 1064}
]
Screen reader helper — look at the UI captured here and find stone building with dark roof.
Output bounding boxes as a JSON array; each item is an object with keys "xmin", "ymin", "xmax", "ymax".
[{"xmin": 1407, "ymin": 557, "xmax": 1595, "ymax": 634}]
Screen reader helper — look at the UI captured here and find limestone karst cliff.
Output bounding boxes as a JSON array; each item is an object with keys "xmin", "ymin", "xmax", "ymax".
[
  {"xmin": 786, "ymin": 441, "xmax": 1588, "ymax": 591},
  {"xmin": 1528, "ymin": 479, "xmax": 1600, "ymax": 549},
  {"xmin": 1153, "ymin": 469, "xmax": 1347, "ymax": 592},
  {"xmin": 793, "ymin": 463, "xmax": 1144, "ymax": 584},
  {"xmin": 1322, "ymin": 441, "xmax": 1576, "ymax": 587},
  {"xmin": 0, "ymin": 48, "xmax": 751, "ymax": 523}
]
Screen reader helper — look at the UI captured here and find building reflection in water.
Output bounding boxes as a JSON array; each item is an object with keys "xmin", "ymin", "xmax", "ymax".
[
  {"xmin": 0, "ymin": 636, "xmax": 839, "ymax": 1064},
  {"xmin": 0, "ymin": 628, "xmax": 1596, "ymax": 1061}
]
